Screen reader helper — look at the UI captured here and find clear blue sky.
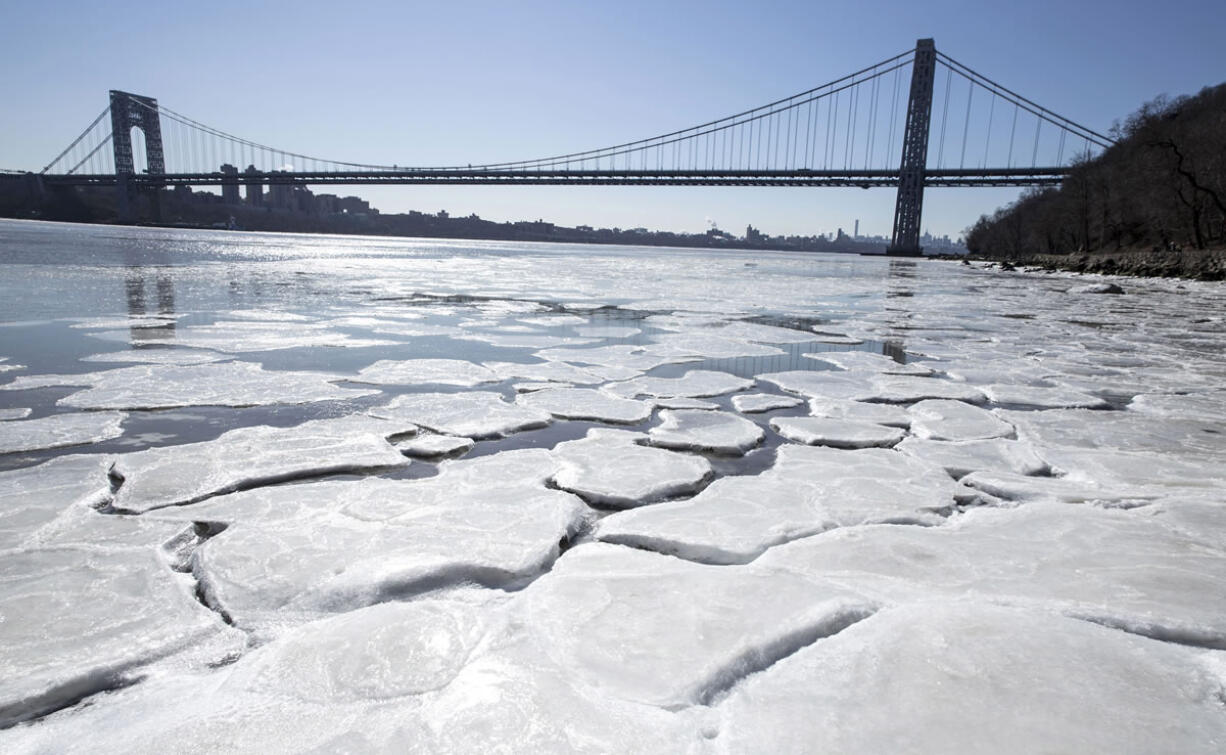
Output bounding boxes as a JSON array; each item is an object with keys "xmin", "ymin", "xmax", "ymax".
[{"xmin": 2, "ymin": 0, "xmax": 1222, "ymax": 239}]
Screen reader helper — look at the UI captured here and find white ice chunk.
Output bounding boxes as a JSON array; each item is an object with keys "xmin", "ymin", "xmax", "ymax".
[
  {"xmin": 1001, "ymin": 407, "xmax": 1226, "ymax": 455},
  {"xmin": 0, "ymin": 546, "xmax": 242, "ymax": 727},
  {"xmin": 110, "ymin": 418, "xmax": 409, "ymax": 513},
  {"xmin": 710, "ymin": 320, "xmax": 820, "ymax": 343},
  {"xmin": 895, "ymin": 437, "xmax": 1049, "ymax": 478},
  {"xmin": 982, "ymin": 383, "xmax": 1111, "ymax": 409},
  {"xmin": 79, "ymin": 349, "xmax": 228, "ymax": 365},
  {"xmin": 807, "ymin": 397, "xmax": 911, "ymax": 427},
  {"xmin": 770, "ymin": 417, "xmax": 904, "ymax": 448},
  {"xmin": 511, "ymin": 542, "xmax": 876, "ymax": 708},
  {"xmin": 867, "ymin": 375, "xmax": 989, "ymax": 404},
  {"xmin": 656, "ymin": 397, "xmax": 721, "ymax": 410},
  {"xmin": 552, "ymin": 428, "xmax": 712, "ymax": 507},
  {"xmin": 731, "ymin": 392, "xmax": 803, "ymax": 413},
  {"xmin": 604, "ymin": 369, "xmax": 753, "ymax": 399},
  {"xmin": 756, "ymin": 370, "xmax": 868, "ymax": 400},
  {"xmin": 1129, "ymin": 391, "xmax": 1226, "ymax": 423},
  {"xmin": 354, "ymin": 358, "xmax": 498, "ymax": 387},
  {"xmin": 0, "ymin": 408, "xmax": 32, "ymax": 420},
  {"xmin": 518, "ymin": 387, "xmax": 652, "ymax": 424},
  {"xmin": 455, "ymin": 332, "xmax": 598, "ymax": 349},
  {"xmin": 907, "ymin": 398, "xmax": 1014, "ymax": 440},
  {"xmin": 717, "ymin": 602, "xmax": 1226, "ymax": 753},
  {"xmin": 536, "ymin": 344, "xmax": 698, "ymax": 372},
  {"xmin": 485, "ymin": 359, "xmax": 609, "ymax": 385},
  {"xmin": 597, "ymin": 444, "xmax": 957, "ymax": 564},
  {"xmin": 646, "ymin": 333, "xmax": 785, "ymax": 359},
  {"xmin": 760, "ymin": 502, "xmax": 1226, "ymax": 647},
  {"xmin": 371, "ymin": 391, "xmax": 551, "ymax": 439},
  {"xmin": 0, "ymin": 455, "xmax": 112, "ymax": 549},
  {"xmin": 648, "ymin": 409, "xmax": 765, "ymax": 455},
  {"xmin": 394, "ymin": 433, "xmax": 474, "ymax": 458},
  {"xmin": 192, "ymin": 453, "xmax": 583, "ymax": 627},
  {"xmin": 804, "ymin": 350, "xmax": 933, "ymax": 375},
  {"xmin": 0, "ymin": 412, "xmax": 126, "ymax": 454},
  {"xmin": 45, "ymin": 362, "xmax": 378, "ymax": 410}
]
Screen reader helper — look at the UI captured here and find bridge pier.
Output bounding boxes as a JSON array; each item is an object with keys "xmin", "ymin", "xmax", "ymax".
[{"xmin": 887, "ymin": 39, "xmax": 937, "ymax": 257}]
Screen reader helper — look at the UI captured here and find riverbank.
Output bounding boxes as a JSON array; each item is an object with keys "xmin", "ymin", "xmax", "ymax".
[{"xmin": 966, "ymin": 247, "xmax": 1226, "ymax": 281}]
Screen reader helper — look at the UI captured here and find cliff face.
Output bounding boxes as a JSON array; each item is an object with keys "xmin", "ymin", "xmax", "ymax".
[{"xmin": 965, "ymin": 82, "xmax": 1226, "ymax": 269}]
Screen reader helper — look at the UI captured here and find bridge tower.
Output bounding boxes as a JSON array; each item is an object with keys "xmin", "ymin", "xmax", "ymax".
[
  {"xmin": 887, "ymin": 39, "xmax": 936, "ymax": 256},
  {"xmin": 110, "ymin": 90, "xmax": 166, "ymax": 222}
]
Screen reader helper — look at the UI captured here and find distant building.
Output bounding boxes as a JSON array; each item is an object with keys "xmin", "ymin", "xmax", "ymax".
[
  {"xmin": 220, "ymin": 164, "xmax": 240, "ymax": 205},
  {"xmin": 244, "ymin": 165, "xmax": 263, "ymax": 207}
]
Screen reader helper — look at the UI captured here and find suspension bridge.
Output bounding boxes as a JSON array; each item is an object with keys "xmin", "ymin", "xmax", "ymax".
[{"xmin": 3, "ymin": 39, "xmax": 1113, "ymax": 255}]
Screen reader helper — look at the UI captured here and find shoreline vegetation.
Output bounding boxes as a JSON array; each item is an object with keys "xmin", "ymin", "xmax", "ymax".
[{"xmin": 965, "ymin": 82, "xmax": 1225, "ymax": 281}]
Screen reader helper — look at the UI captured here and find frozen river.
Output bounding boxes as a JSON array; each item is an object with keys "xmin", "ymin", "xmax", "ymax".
[{"xmin": 0, "ymin": 218, "xmax": 1224, "ymax": 751}]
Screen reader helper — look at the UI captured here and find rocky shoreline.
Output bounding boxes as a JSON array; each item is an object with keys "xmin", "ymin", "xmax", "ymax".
[{"xmin": 962, "ymin": 248, "xmax": 1226, "ymax": 281}]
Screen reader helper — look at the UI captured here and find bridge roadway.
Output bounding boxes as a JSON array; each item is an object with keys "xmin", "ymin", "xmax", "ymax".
[{"xmin": 21, "ymin": 167, "xmax": 1068, "ymax": 190}]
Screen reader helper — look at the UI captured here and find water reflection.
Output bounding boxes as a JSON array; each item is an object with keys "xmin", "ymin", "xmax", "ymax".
[
  {"xmin": 124, "ymin": 266, "xmax": 177, "ymax": 342},
  {"xmin": 880, "ymin": 260, "xmax": 915, "ymax": 360}
]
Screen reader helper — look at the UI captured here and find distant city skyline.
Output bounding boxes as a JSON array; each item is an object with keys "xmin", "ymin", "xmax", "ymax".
[{"xmin": 2, "ymin": 0, "xmax": 1223, "ymax": 239}]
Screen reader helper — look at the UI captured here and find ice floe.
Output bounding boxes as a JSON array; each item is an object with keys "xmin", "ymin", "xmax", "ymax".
[
  {"xmin": 596, "ymin": 444, "xmax": 960, "ymax": 564},
  {"xmin": 371, "ymin": 391, "xmax": 552, "ymax": 439},
  {"xmin": 394, "ymin": 433, "xmax": 475, "ymax": 459},
  {"xmin": 0, "ymin": 412, "xmax": 126, "ymax": 455},
  {"xmin": 982, "ymin": 383, "xmax": 1111, "ymax": 409},
  {"xmin": 353, "ymin": 358, "xmax": 498, "ymax": 387},
  {"xmin": 484, "ymin": 359, "xmax": 609, "ymax": 385},
  {"xmin": 0, "ymin": 407, "xmax": 31, "ymax": 421},
  {"xmin": 804, "ymin": 350, "xmax": 934, "ymax": 375},
  {"xmin": 867, "ymin": 375, "xmax": 989, "ymax": 404},
  {"xmin": 0, "ymin": 455, "xmax": 112, "ymax": 549},
  {"xmin": 770, "ymin": 416, "xmax": 905, "ymax": 448},
  {"xmin": 604, "ymin": 369, "xmax": 754, "ymax": 399},
  {"xmin": 182, "ymin": 451, "xmax": 583, "ymax": 628},
  {"xmin": 759, "ymin": 502, "xmax": 1226, "ymax": 647},
  {"xmin": 807, "ymin": 397, "xmax": 911, "ymax": 427},
  {"xmin": 551, "ymin": 429, "xmax": 712, "ymax": 507},
  {"xmin": 716, "ymin": 602, "xmax": 1226, "ymax": 753},
  {"xmin": 79, "ymin": 349, "xmax": 229, "ymax": 365},
  {"xmin": 648, "ymin": 409, "xmax": 765, "ymax": 455},
  {"xmin": 895, "ymin": 437, "xmax": 1049, "ymax": 478},
  {"xmin": 0, "ymin": 545, "xmax": 242, "ymax": 727},
  {"xmin": 907, "ymin": 398, "xmax": 1014, "ymax": 440},
  {"xmin": 110, "ymin": 418, "xmax": 409, "ymax": 513},
  {"xmin": 730, "ymin": 392, "xmax": 803, "ymax": 413},
  {"xmin": 517, "ymin": 387, "xmax": 653, "ymax": 424}
]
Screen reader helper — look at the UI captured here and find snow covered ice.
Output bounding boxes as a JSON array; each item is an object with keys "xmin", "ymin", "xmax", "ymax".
[{"xmin": 3, "ymin": 223, "xmax": 1226, "ymax": 752}]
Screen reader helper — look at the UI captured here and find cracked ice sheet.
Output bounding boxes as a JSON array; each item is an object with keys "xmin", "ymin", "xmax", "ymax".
[
  {"xmin": 484, "ymin": 359, "xmax": 613, "ymax": 385},
  {"xmin": 731, "ymin": 392, "xmax": 802, "ymax": 413},
  {"xmin": 0, "ymin": 592, "xmax": 706, "ymax": 754},
  {"xmin": 770, "ymin": 416, "xmax": 904, "ymax": 448},
  {"xmin": 509, "ymin": 542, "xmax": 878, "ymax": 709},
  {"xmin": 0, "ymin": 455, "xmax": 112, "ymax": 550},
  {"xmin": 352, "ymin": 358, "xmax": 498, "ymax": 387},
  {"xmin": 551, "ymin": 428, "xmax": 712, "ymax": 507},
  {"xmin": 604, "ymin": 369, "xmax": 754, "ymax": 399},
  {"xmin": 804, "ymin": 350, "xmax": 934, "ymax": 375},
  {"xmin": 649, "ymin": 410, "xmax": 764, "ymax": 455},
  {"xmin": 982, "ymin": 383, "xmax": 1111, "ymax": 409},
  {"xmin": 0, "ymin": 412, "xmax": 126, "ymax": 455},
  {"xmin": 999, "ymin": 407, "xmax": 1226, "ymax": 456},
  {"xmin": 176, "ymin": 450, "xmax": 583, "ymax": 630},
  {"xmin": 595, "ymin": 444, "xmax": 958, "ymax": 564},
  {"xmin": 907, "ymin": 398, "xmax": 1014, "ymax": 441},
  {"xmin": 895, "ymin": 437, "xmax": 1049, "ymax": 479},
  {"xmin": 716, "ymin": 602, "xmax": 1226, "ymax": 754},
  {"xmin": 517, "ymin": 387, "xmax": 653, "ymax": 424},
  {"xmin": 12, "ymin": 362, "xmax": 378, "ymax": 410},
  {"xmin": 807, "ymin": 397, "xmax": 910, "ymax": 427},
  {"xmin": 110, "ymin": 416, "xmax": 410, "ymax": 513},
  {"xmin": 758, "ymin": 502, "xmax": 1226, "ymax": 647},
  {"xmin": 0, "ymin": 545, "xmax": 243, "ymax": 728},
  {"xmin": 371, "ymin": 391, "xmax": 551, "ymax": 439}
]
